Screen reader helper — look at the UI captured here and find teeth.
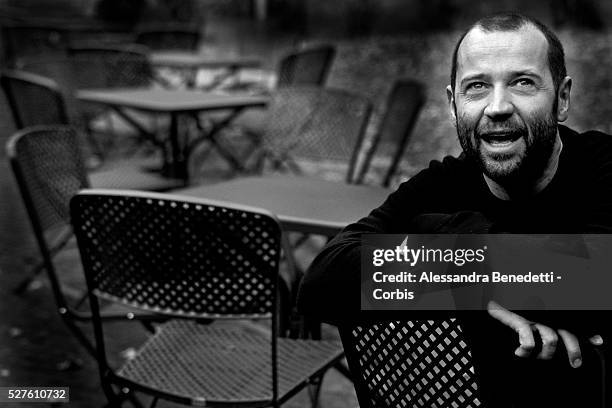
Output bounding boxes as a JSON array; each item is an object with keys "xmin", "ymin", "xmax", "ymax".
[{"xmin": 488, "ymin": 139, "xmax": 513, "ymax": 146}]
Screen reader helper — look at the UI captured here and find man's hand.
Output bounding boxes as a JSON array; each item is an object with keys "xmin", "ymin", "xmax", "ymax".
[{"xmin": 486, "ymin": 301, "xmax": 603, "ymax": 368}]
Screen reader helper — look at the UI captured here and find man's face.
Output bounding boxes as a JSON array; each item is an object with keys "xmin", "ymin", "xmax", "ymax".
[{"xmin": 448, "ymin": 25, "xmax": 566, "ymax": 183}]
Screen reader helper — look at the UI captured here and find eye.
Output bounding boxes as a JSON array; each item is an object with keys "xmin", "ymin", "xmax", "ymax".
[
  {"xmin": 514, "ymin": 78, "xmax": 535, "ymax": 88},
  {"xmin": 465, "ymin": 82, "xmax": 487, "ymax": 92}
]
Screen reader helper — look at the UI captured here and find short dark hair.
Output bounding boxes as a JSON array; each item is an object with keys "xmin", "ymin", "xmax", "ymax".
[{"xmin": 450, "ymin": 13, "xmax": 567, "ymax": 93}]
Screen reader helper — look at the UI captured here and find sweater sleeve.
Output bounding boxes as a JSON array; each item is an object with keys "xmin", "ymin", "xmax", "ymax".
[
  {"xmin": 296, "ymin": 159, "xmax": 490, "ymax": 325},
  {"xmin": 296, "ymin": 180, "xmax": 415, "ymax": 325}
]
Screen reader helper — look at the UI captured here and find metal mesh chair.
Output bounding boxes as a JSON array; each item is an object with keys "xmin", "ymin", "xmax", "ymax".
[
  {"xmin": 339, "ymin": 320, "xmax": 482, "ymax": 408},
  {"xmin": 0, "ymin": 69, "xmax": 70, "ymax": 128},
  {"xmin": 135, "ymin": 27, "xmax": 201, "ymax": 51},
  {"xmin": 71, "ymin": 190, "xmax": 344, "ymax": 407},
  {"xmin": 5, "ymin": 125, "xmax": 180, "ymax": 353},
  {"xmin": 256, "ymin": 86, "xmax": 372, "ymax": 184},
  {"xmin": 225, "ymin": 45, "xmax": 336, "ymax": 143},
  {"xmin": 67, "ymin": 44, "xmax": 153, "ymax": 89},
  {"xmin": 358, "ymin": 79, "xmax": 425, "ymax": 187},
  {"xmin": 277, "ymin": 45, "xmax": 336, "ymax": 87},
  {"xmin": 20, "ymin": 48, "xmax": 165, "ymax": 159}
]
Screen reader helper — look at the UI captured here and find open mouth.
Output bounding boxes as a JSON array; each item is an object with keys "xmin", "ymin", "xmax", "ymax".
[{"xmin": 480, "ymin": 132, "xmax": 522, "ymax": 147}]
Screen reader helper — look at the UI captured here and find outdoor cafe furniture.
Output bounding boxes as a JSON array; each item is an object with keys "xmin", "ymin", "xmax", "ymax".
[
  {"xmin": 76, "ymin": 88, "xmax": 268, "ymax": 182},
  {"xmin": 0, "ymin": 69, "xmax": 184, "ymax": 190},
  {"xmin": 18, "ymin": 45, "xmax": 163, "ymax": 159},
  {"xmin": 357, "ymin": 78, "xmax": 425, "ymax": 187},
  {"xmin": 177, "ymin": 174, "xmax": 390, "ymax": 336},
  {"xmin": 339, "ymin": 320, "xmax": 481, "ymax": 407},
  {"xmin": 5, "ymin": 125, "xmax": 174, "ymax": 354},
  {"xmin": 149, "ymin": 50, "xmax": 262, "ymax": 89},
  {"xmin": 178, "ymin": 174, "xmax": 390, "ymax": 236},
  {"xmin": 230, "ymin": 44, "xmax": 337, "ymax": 139},
  {"xmin": 250, "ymin": 85, "xmax": 372, "ymax": 184},
  {"xmin": 70, "ymin": 189, "xmax": 344, "ymax": 408}
]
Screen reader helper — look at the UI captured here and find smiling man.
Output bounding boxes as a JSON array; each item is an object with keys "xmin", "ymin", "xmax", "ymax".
[
  {"xmin": 450, "ymin": 17, "xmax": 568, "ymax": 199},
  {"xmin": 298, "ymin": 13, "xmax": 612, "ymax": 407}
]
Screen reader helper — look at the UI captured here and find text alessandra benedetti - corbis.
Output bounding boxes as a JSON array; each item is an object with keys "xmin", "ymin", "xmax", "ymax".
[{"xmin": 372, "ymin": 271, "xmax": 557, "ymax": 283}]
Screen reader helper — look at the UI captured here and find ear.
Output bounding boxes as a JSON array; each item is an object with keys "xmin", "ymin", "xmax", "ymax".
[
  {"xmin": 556, "ymin": 76, "xmax": 571, "ymax": 122},
  {"xmin": 446, "ymin": 85, "xmax": 457, "ymax": 124}
]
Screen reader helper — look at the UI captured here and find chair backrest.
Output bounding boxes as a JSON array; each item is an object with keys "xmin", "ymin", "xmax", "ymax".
[
  {"xmin": 277, "ymin": 45, "xmax": 336, "ymax": 87},
  {"xmin": 261, "ymin": 86, "xmax": 372, "ymax": 184},
  {"xmin": 71, "ymin": 190, "xmax": 282, "ymax": 320},
  {"xmin": 6, "ymin": 125, "xmax": 89, "ymax": 236},
  {"xmin": 339, "ymin": 320, "xmax": 482, "ymax": 408},
  {"xmin": 67, "ymin": 44, "xmax": 153, "ymax": 88},
  {"xmin": 359, "ymin": 79, "xmax": 425, "ymax": 187},
  {"xmin": 0, "ymin": 69, "xmax": 70, "ymax": 129},
  {"xmin": 6, "ymin": 125, "xmax": 90, "ymax": 313},
  {"xmin": 135, "ymin": 27, "xmax": 201, "ymax": 51}
]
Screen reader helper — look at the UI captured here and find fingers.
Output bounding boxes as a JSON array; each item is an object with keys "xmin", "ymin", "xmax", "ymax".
[
  {"xmin": 487, "ymin": 301, "xmax": 585, "ymax": 367},
  {"xmin": 513, "ymin": 323, "xmax": 536, "ymax": 358},
  {"xmin": 487, "ymin": 300, "xmax": 528, "ymax": 329},
  {"xmin": 558, "ymin": 329, "xmax": 582, "ymax": 368},
  {"xmin": 486, "ymin": 301, "xmax": 536, "ymax": 358},
  {"xmin": 589, "ymin": 334, "xmax": 604, "ymax": 346},
  {"xmin": 533, "ymin": 324, "xmax": 558, "ymax": 360}
]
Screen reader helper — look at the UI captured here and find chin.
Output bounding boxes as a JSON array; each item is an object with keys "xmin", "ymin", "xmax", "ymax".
[{"xmin": 481, "ymin": 158, "xmax": 523, "ymax": 181}]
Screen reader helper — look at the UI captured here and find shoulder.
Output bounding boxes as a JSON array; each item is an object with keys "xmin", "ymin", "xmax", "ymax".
[
  {"xmin": 560, "ymin": 125, "xmax": 612, "ymax": 157},
  {"xmin": 382, "ymin": 154, "xmax": 481, "ymax": 216},
  {"xmin": 560, "ymin": 125, "xmax": 612, "ymax": 177}
]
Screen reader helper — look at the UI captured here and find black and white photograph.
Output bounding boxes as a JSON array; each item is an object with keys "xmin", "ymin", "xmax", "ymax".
[{"xmin": 0, "ymin": 0, "xmax": 611, "ymax": 407}]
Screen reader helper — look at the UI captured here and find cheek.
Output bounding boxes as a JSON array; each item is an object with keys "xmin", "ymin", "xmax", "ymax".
[
  {"xmin": 457, "ymin": 110, "xmax": 479, "ymax": 131},
  {"xmin": 457, "ymin": 101, "xmax": 484, "ymax": 124},
  {"xmin": 514, "ymin": 96, "xmax": 556, "ymax": 120}
]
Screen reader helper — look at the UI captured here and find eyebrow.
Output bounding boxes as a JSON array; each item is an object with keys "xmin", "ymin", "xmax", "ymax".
[{"xmin": 459, "ymin": 70, "xmax": 544, "ymax": 87}]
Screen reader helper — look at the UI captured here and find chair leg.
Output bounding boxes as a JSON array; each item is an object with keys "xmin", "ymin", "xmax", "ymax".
[
  {"xmin": 101, "ymin": 383, "xmax": 124, "ymax": 408},
  {"xmin": 126, "ymin": 392, "xmax": 146, "ymax": 408},
  {"xmin": 140, "ymin": 321, "xmax": 156, "ymax": 334},
  {"xmin": 83, "ymin": 124, "xmax": 106, "ymax": 166},
  {"xmin": 307, "ymin": 377, "xmax": 323, "ymax": 408}
]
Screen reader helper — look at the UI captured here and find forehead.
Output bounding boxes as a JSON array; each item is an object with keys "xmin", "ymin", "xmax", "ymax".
[{"xmin": 456, "ymin": 24, "xmax": 551, "ymax": 83}]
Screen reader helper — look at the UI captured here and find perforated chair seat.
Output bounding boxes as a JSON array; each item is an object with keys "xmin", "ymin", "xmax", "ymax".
[
  {"xmin": 117, "ymin": 320, "xmax": 343, "ymax": 405},
  {"xmin": 342, "ymin": 319, "xmax": 482, "ymax": 408}
]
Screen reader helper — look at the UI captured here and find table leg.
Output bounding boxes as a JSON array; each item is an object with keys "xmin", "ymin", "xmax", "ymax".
[
  {"xmin": 110, "ymin": 106, "xmax": 188, "ymax": 181},
  {"xmin": 163, "ymin": 113, "xmax": 188, "ymax": 181},
  {"xmin": 187, "ymin": 107, "xmax": 249, "ymax": 172}
]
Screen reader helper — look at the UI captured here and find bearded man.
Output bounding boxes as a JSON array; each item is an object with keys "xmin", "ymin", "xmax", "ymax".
[{"xmin": 298, "ymin": 12, "xmax": 612, "ymax": 407}]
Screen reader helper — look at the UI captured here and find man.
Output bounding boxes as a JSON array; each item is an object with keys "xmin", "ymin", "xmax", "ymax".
[{"xmin": 298, "ymin": 13, "xmax": 612, "ymax": 407}]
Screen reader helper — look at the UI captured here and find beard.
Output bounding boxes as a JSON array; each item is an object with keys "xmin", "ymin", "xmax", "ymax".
[{"xmin": 456, "ymin": 109, "xmax": 558, "ymax": 185}]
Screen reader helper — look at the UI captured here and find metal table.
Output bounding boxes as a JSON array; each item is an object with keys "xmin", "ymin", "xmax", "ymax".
[
  {"xmin": 77, "ymin": 88, "xmax": 268, "ymax": 181},
  {"xmin": 177, "ymin": 175, "xmax": 390, "ymax": 236}
]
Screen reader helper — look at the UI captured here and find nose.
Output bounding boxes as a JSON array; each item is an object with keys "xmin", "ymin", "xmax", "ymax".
[{"xmin": 483, "ymin": 87, "xmax": 514, "ymax": 119}]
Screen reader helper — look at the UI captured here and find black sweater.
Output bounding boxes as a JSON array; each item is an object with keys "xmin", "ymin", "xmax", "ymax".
[{"xmin": 298, "ymin": 125, "xmax": 612, "ymax": 335}]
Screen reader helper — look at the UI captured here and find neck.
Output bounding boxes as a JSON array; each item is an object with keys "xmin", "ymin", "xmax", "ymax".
[{"xmin": 484, "ymin": 132, "xmax": 563, "ymax": 200}]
